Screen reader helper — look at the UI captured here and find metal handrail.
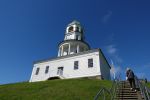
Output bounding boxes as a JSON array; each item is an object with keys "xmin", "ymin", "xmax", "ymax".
[
  {"xmin": 94, "ymin": 75, "xmax": 150, "ymax": 100},
  {"xmin": 145, "ymin": 86, "xmax": 150, "ymax": 100},
  {"xmin": 134, "ymin": 76, "xmax": 150, "ymax": 100},
  {"xmin": 94, "ymin": 88, "xmax": 111, "ymax": 100},
  {"xmin": 142, "ymin": 82, "xmax": 150, "ymax": 100},
  {"xmin": 94, "ymin": 76, "xmax": 121, "ymax": 100}
]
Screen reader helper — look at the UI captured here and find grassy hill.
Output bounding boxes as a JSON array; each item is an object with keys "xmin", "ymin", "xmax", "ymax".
[
  {"xmin": 146, "ymin": 82, "xmax": 150, "ymax": 88},
  {"xmin": 0, "ymin": 79, "xmax": 112, "ymax": 100}
]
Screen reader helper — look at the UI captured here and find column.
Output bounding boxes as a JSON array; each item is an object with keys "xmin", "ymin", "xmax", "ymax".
[
  {"xmin": 58, "ymin": 48, "xmax": 60, "ymax": 57},
  {"xmin": 73, "ymin": 25, "xmax": 76, "ymax": 32},
  {"xmin": 61, "ymin": 46, "xmax": 64, "ymax": 56},
  {"xmin": 68, "ymin": 43, "xmax": 71, "ymax": 55},
  {"xmin": 77, "ymin": 44, "xmax": 80, "ymax": 53}
]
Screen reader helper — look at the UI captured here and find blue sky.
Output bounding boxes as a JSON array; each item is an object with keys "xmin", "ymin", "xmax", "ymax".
[{"xmin": 0, "ymin": 0, "xmax": 150, "ymax": 84}]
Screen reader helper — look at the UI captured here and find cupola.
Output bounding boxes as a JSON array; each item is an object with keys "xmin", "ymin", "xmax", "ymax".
[
  {"xmin": 58, "ymin": 20, "xmax": 90, "ymax": 57},
  {"xmin": 64, "ymin": 20, "xmax": 84, "ymax": 41}
]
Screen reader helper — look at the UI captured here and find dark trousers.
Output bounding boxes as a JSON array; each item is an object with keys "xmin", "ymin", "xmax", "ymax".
[{"xmin": 128, "ymin": 78, "xmax": 136, "ymax": 89}]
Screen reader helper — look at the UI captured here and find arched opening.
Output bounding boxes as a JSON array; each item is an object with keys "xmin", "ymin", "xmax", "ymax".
[
  {"xmin": 47, "ymin": 76, "xmax": 60, "ymax": 80},
  {"xmin": 68, "ymin": 26, "xmax": 74, "ymax": 32}
]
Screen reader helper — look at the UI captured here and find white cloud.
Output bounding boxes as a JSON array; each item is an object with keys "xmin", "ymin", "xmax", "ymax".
[
  {"xmin": 110, "ymin": 60, "xmax": 122, "ymax": 79},
  {"xmin": 104, "ymin": 34, "xmax": 124, "ymax": 79},
  {"xmin": 143, "ymin": 63, "xmax": 150, "ymax": 68},
  {"xmin": 105, "ymin": 44, "xmax": 123, "ymax": 64},
  {"xmin": 136, "ymin": 73, "xmax": 146, "ymax": 79},
  {"xmin": 106, "ymin": 45, "xmax": 117, "ymax": 54},
  {"xmin": 135, "ymin": 63, "xmax": 150, "ymax": 79},
  {"xmin": 102, "ymin": 11, "xmax": 112, "ymax": 24}
]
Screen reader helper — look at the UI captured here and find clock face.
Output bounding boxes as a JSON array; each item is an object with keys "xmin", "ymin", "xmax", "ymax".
[{"xmin": 68, "ymin": 26, "xmax": 74, "ymax": 32}]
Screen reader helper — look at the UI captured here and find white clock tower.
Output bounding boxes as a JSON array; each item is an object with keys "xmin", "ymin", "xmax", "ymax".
[{"xmin": 58, "ymin": 20, "xmax": 90, "ymax": 56}]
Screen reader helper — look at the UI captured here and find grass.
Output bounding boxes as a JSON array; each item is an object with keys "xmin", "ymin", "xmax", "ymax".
[
  {"xmin": 0, "ymin": 79, "xmax": 112, "ymax": 100},
  {"xmin": 146, "ymin": 82, "xmax": 150, "ymax": 88}
]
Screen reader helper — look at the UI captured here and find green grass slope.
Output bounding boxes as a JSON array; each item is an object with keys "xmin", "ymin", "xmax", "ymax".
[
  {"xmin": 146, "ymin": 82, "xmax": 150, "ymax": 88},
  {"xmin": 0, "ymin": 79, "xmax": 112, "ymax": 100}
]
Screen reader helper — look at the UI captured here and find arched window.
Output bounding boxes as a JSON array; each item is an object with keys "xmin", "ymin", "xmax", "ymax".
[{"xmin": 68, "ymin": 26, "xmax": 74, "ymax": 32}]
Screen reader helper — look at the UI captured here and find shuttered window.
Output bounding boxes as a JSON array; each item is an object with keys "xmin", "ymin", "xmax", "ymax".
[
  {"xmin": 88, "ymin": 58, "xmax": 93, "ymax": 68},
  {"xmin": 45, "ymin": 66, "xmax": 49, "ymax": 74},
  {"xmin": 74, "ymin": 61, "xmax": 79, "ymax": 70},
  {"xmin": 35, "ymin": 68, "xmax": 40, "ymax": 75}
]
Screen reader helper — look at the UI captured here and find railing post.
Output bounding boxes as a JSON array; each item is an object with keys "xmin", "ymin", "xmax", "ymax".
[
  {"xmin": 134, "ymin": 75, "xmax": 150, "ymax": 100},
  {"xmin": 103, "ymin": 90, "xmax": 105, "ymax": 100},
  {"xmin": 94, "ymin": 76, "xmax": 121, "ymax": 100}
]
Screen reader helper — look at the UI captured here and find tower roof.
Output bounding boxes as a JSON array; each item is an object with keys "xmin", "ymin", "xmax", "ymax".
[{"xmin": 68, "ymin": 20, "xmax": 81, "ymax": 26}]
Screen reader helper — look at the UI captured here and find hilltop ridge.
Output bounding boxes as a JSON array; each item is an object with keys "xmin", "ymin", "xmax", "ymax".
[{"xmin": 0, "ymin": 79, "xmax": 112, "ymax": 100}]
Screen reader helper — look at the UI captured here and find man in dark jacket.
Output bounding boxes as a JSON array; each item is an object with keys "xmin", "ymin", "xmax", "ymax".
[{"xmin": 126, "ymin": 68, "xmax": 137, "ymax": 92}]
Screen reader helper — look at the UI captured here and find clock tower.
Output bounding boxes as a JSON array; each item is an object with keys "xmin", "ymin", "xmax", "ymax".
[{"xmin": 58, "ymin": 20, "xmax": 90, "ymax": 57}]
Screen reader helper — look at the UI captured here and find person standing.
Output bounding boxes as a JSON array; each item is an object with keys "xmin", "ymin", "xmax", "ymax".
[{"xmin": 126, "ymin": 68, "xmax": 137, "ymax": 92}]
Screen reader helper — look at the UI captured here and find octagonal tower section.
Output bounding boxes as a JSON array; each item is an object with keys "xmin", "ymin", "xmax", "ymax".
[{"xmin": 58, "ymin": 20, "xmax": 90, "ymax": 57}]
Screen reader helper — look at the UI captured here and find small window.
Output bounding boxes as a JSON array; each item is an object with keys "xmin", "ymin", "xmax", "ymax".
[
  {"xmin": 68, "ymin": 26, "xmax": 74, "ymax": 32},
  {"xmin": 88, "ymin": 58, "xmax": 93, "ymax": 68},
  {"xmin": 74, "ymin": 61, "xmax": 79, "ymax": 70},
  {"xmin": 35, "ymin": 68, "xmax": 40, "ymax": 75},
  {"xmin": 45, "ymin": 66, "xmax": 49, "ymax": 74}
]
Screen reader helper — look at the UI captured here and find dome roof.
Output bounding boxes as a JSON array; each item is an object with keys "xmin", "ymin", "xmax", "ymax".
[{"xmin": 68, "ymin": 20, "xmax": 81, "ymax": 26}]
